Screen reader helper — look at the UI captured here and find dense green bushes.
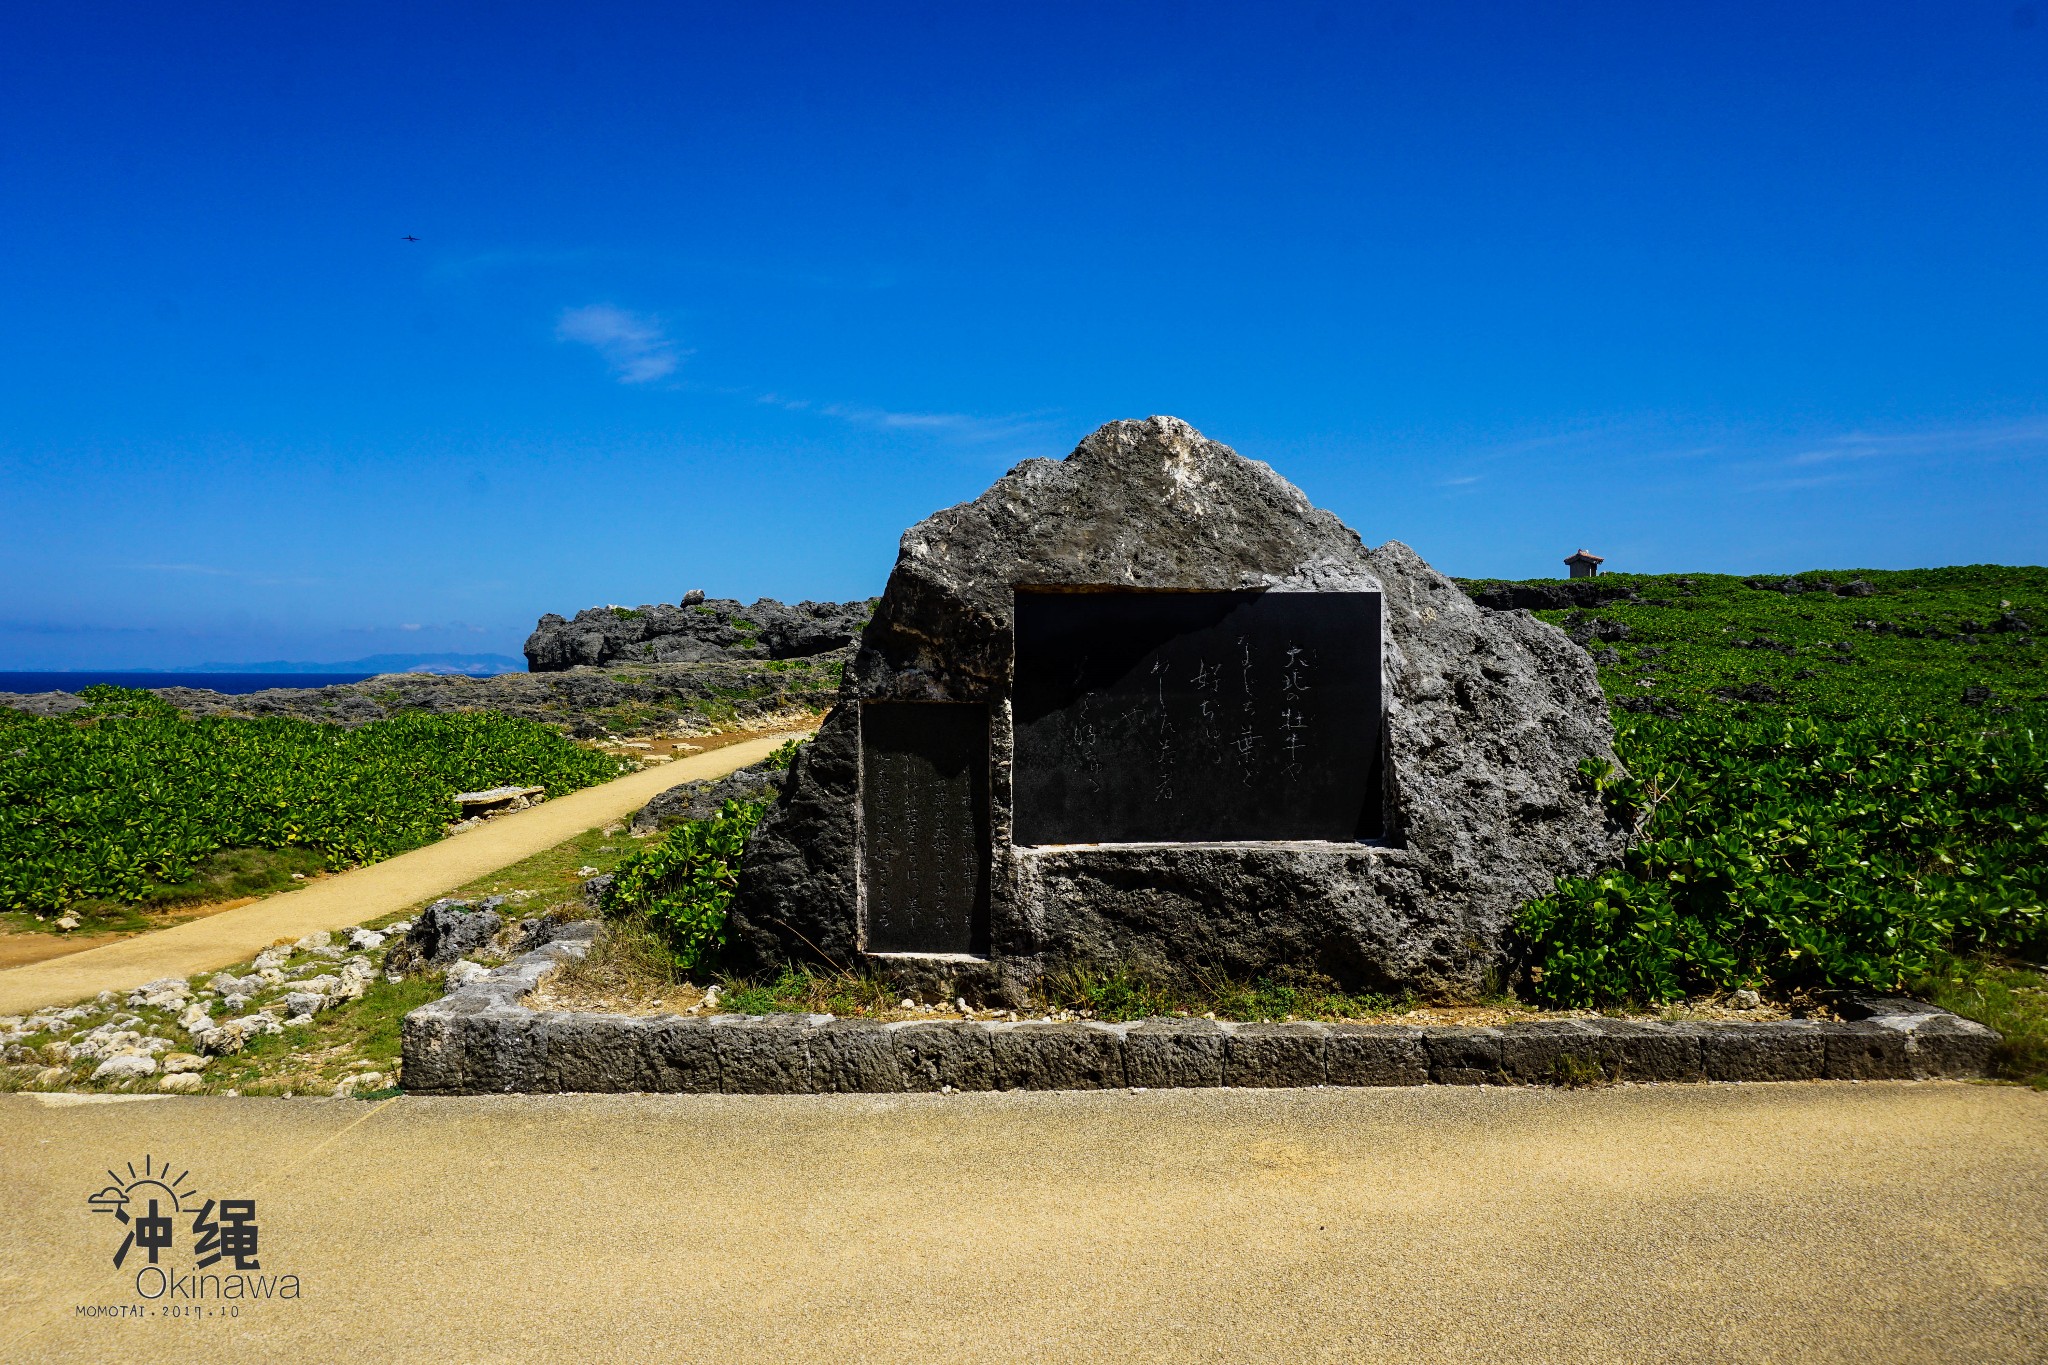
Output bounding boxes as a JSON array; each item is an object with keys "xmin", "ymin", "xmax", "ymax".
[
  {"xmin": 1470, "ymin": 564, "xmax": 2047, "ymax": 721},
  {"xmin": 1517, "ymin": 715, "xmax": 2046, "ymax": 1005},
  {"xmin": 600, "ymin": 798, "xmax": 763, "ymax": 969},
  {"xmin": 1497, "ymin": 566, "xmax": 2048, "ymax": 1006},
  {"xmin": 0, "ymin": 687, "xmax": 627, "ymax": 915}
]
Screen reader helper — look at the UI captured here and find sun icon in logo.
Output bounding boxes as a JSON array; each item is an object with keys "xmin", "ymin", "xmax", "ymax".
[{"xmin": 88, "ymin": 1155, "xmax": 202, "ymax": 1268}]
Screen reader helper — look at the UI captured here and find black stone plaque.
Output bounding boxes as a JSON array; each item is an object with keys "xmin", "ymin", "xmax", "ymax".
[
  {"xmin": 1012, "ymin": 590, "xmax": 1382, "ymax": 844},
  {"xmin": 860, "ymin": 702, "xmax": 991, "ymax": 954}
]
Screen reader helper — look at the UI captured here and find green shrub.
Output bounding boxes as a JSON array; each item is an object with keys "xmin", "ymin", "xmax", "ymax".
[
  {"xmin": 601, "ymin": 799, "xmax": 764, "ymax": 969},
  {"xmin": 1513, "ymin": 697, "xmax": 2047, "ymax": 1007},
  {"xmin": 1482, "ymin": 567, "xmax": 2048, "ymax": 1007},
  {"xmin": 761, "ymin": 736, "xmax": 808, "ymax": 771},
  {"xmin": 1467, "ymin": 565, "xmax": 2047, "ymax": 722},
  {"xmin": 0, "ymin": 689, "xmax": 627, "ymax": 915}
]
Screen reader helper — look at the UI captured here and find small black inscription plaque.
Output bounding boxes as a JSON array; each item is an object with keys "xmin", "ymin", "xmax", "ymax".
[
  {"xmin": 860, "ymin": 702, "xmax": 991, "ymax": 954},
  {"xmin": 1013, "ymin": 590, "xmax": 1382, "ymax": 844}
]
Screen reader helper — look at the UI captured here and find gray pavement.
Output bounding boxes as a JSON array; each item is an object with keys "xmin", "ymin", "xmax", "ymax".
[{"xmin": 3, "ymin": 1082, "xmax": 2044, "ymax": 1363}]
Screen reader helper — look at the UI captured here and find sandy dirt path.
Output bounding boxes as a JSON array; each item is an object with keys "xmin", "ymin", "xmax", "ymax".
[
  {"xmin": 0, "ymin": 729, "xmax": 807, "ymax": 1015},
  {"xmin": 1, "ymin": 1082, "xmax": 2043, "ymax": 1363}
]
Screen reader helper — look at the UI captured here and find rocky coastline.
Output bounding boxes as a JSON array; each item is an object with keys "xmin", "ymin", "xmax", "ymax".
[
  {"xmin": 523, "ymin": 593, "xmax": 874, "ymax": 670},
  {"xmin": 0, "ymin": 594, "xmax": 869, "ymax": 737}
]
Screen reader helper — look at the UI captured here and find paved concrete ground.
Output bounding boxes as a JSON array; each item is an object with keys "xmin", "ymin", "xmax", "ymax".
[
  {"xmin": 2, "ymin": 1082, "xmax": 2042, "ymax": 1363},
  {"xmin": 0, "ymin": 730, "xmax": 806, "ymax": 1016}
]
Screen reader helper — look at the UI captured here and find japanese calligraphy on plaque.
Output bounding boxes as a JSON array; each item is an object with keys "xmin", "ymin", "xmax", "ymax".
[
  {"xmin": 860, "ymin": 702, "xmax": 991, "ymax": 954},
  {"xmin": 1012, "ymin": 590, "xmax": 1382, "ymax": 844}
]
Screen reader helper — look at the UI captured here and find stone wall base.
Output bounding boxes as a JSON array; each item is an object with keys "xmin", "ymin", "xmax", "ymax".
[{"xmin": 401, "ymin": 926, "xmax": 2000, "ymax": 1095}]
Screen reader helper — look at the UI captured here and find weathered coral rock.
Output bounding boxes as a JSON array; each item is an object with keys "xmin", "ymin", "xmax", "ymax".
[
  {"xmin": 385, "ymin": 899, "xmax": 504, "ymax": 973},
  {"xmin": 523, "ymin": 596, "xmax": 873, "ymax": 671},
  {"xmin": 731, "ymin": 417, "xmax": 1626, "ymax": 1000},
  {"xmin": 632, "ymin": 764, "xmax": 787, "ymax": 832}
]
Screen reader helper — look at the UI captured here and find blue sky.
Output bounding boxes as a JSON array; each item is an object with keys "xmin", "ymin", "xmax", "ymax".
[{"xmin": 3, "ymin": 2, "xmax": 2045, "ymax": 668}]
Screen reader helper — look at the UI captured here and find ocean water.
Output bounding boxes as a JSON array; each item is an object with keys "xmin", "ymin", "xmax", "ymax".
[{"xmin": 0, "ymin": 671, "xmax": 378, "ymax": 696}]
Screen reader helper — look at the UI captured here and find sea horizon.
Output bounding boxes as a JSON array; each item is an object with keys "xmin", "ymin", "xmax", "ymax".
[{"xmin": 0, "ymin": 670, "xmax": 492, "ymax": 696}]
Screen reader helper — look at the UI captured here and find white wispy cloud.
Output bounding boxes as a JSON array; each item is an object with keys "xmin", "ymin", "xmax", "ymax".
[
  {"xmin": 1785, "ymin": 418, "xmax": 2048, "ymax": 467},
  {"xmin": 1745, "ymin": 473, "xmax": 1858, "ymax": 493},
  {"xmin": 1452, "ymin": 420, "xmax": 1733, "ymax": 470},
  {"xmin": 132, "ymin": 562, "xmax": 236, "ymax": 577},
  {"xmin": 748, "ymin": 389, "xmax": 1057, "ymax": 450},
  {"xmin": 125, "ymin": 563, "xmax": 328, "ymax": 588},
  {"xmin": 1431, "ymin": 413, "xmax": 2048, "ymax": 497},
  {"xmin": 816, "ymin": 403, "xmax": 1055, "ymax": 445},
  {"xmin": 336, "ymin": 622, "xmax": 492, "ymax": 637},
  {"xmin": 556, "ymin": 304, "xmax": 682, "ymax": 384}
]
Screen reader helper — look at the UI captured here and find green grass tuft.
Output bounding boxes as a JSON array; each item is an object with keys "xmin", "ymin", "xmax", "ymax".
[
  {"xmin": 1912, "ymin": 954, "xmax": 2048, "ymax": 1089},
  {"xmin": 1040, "ymin": 964, "xmax": 1411, "ymax": 1022}
]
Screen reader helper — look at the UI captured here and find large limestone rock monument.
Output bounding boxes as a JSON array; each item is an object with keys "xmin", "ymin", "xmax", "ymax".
[{"xmin": 732, "ymin": 417, "xmax": 1623, "ymax": 1002}]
